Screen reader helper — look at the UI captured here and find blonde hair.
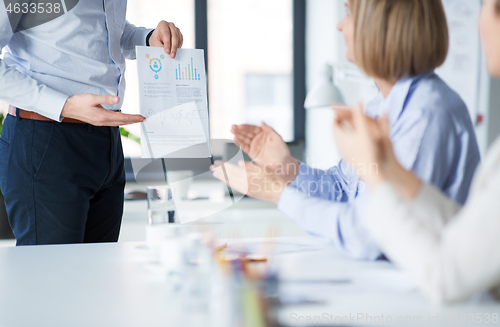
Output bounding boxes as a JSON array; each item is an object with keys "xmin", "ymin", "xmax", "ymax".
[{"xmin": 349, "ymin": 0, "xmax": 449, "ymax": 81}]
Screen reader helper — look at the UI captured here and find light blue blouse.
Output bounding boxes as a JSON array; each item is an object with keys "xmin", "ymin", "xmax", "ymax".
[{"xmin": 278, "ymin": 72, "xmax": 481, "ymax": 260}]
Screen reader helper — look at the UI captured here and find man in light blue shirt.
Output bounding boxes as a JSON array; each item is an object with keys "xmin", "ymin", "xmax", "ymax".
[
  {"xmin": 0, "ymin": 0, "xmax": 184, "ymax": 245},
  {"xmin": 215, "ymin": 72, "xmax": 481, "ymax": 260}
]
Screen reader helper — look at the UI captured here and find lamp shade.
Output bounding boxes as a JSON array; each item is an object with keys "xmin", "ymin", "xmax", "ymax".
[{"xmin": 304, "ymin": 64, "xmax": 344, "ymax": 109}]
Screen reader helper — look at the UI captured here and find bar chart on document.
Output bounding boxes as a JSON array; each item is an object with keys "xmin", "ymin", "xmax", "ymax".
[
  {"xmin": 136, "ymin": 47, "xmax": 211, "ymax": 159},
  {"xmin": 176, "ymin": 57, "xmax": 202, "ymax": 81}
]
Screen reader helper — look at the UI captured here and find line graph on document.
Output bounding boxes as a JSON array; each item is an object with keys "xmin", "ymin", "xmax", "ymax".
[{"xmin": 146, "ymin": 107, "xmax": 204, "ymax": 127}]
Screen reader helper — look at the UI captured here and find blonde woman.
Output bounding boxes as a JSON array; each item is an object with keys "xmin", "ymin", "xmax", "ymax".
[
  {"xmin": 213, "ymin": 0, "xmax": 480, "ymax": 260},
  {"xmin": 332, "ymin": 0, "xmax": 500, "ymax": 303}
]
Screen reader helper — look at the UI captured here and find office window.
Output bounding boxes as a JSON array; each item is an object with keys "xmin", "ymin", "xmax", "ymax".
[
  {"xmin": 121, "ymin": 0, "xmax": 305, "ymax": 157},
  {"xmin": 207, "ymin": 0, "xmax": 294, "ymax": 142},
  {"xmin": 244, "ymin": 73, "xmax": 293, "ymax": 139},
  {"xmin": 121, "ymin": 0, "xmax": 195, "ymax": 157}
]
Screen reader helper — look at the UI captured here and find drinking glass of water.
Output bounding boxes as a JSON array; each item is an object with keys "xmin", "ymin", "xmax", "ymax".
[
  {"xmin": 147, "ymin": 185, "xmax": 176, "ymax": 225},
  {"xmin": 146, "ymin": 185, "xmax": 179, "ymax": 257}
]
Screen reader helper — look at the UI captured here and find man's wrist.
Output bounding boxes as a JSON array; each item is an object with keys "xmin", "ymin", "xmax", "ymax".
[
  {"xmin": 60, "ymin": 96, "xmax": 72, "ymax": 119},
  {"xmin": 146, "ymin": 29, "xmax": 155, "ymax": 46}
]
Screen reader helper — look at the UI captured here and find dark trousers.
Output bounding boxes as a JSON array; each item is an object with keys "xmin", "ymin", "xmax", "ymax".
[{"xmin": 0, "ymin": 113, "xmax": 125, "ymax": 245}]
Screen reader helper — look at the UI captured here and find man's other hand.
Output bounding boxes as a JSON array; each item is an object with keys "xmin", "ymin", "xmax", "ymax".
[{"xmin": 61, "ymin": 94, "xmax": 146, "ymax": 126}]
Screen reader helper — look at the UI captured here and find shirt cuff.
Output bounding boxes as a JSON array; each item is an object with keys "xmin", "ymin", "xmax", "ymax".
[
  {"xmin": 140, "ymin": 28, "xmax": 155, "ymax": 46},
  {"xmin": 146, "ymin": 29, "xmax": 155, "ymax": 46},
  {"xmin": 410, "ymin": 183, "xmax": 461, "ymax": 226},
  {"xmin": 413, "ymin": 183, "xmax": 454, "ymax": 210},
  {"xmin": 35, "ymin": 85, "xmax": 69, "ymax": 122}
]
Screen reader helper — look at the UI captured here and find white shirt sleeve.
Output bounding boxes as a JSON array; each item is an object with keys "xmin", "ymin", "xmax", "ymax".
[
  {"xmin": 364, "ymin": 175, "xmax": 500, "ymax": 303},
  {"xmin": 278, "ymin": 185, "xmax": 383, "ymax": 260},
  {"xmin": 0, "ymin": 9, "xmax": 68, "ymax": 121},
  {"xmin": 120, "ymin": 21, "xmax": 154, "ymax": 60}
]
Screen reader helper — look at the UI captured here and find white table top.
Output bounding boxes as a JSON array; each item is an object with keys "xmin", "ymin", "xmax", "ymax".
[
  {"xmin": 272, "ymin": 246, "xmax": 500, "ymax": 326},
  {"xmin": 0, "ymin": 242, "xmax": 180, "ymax": 327},
  {"xmin": 0, "ymin": 241, "xmax": 499, "ymax": 327}
]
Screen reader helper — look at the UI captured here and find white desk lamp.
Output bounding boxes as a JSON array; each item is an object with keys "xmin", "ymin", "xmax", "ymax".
[{"xmin": 304, "ymin": 64, "xmax": 345, "ymax": 109}]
